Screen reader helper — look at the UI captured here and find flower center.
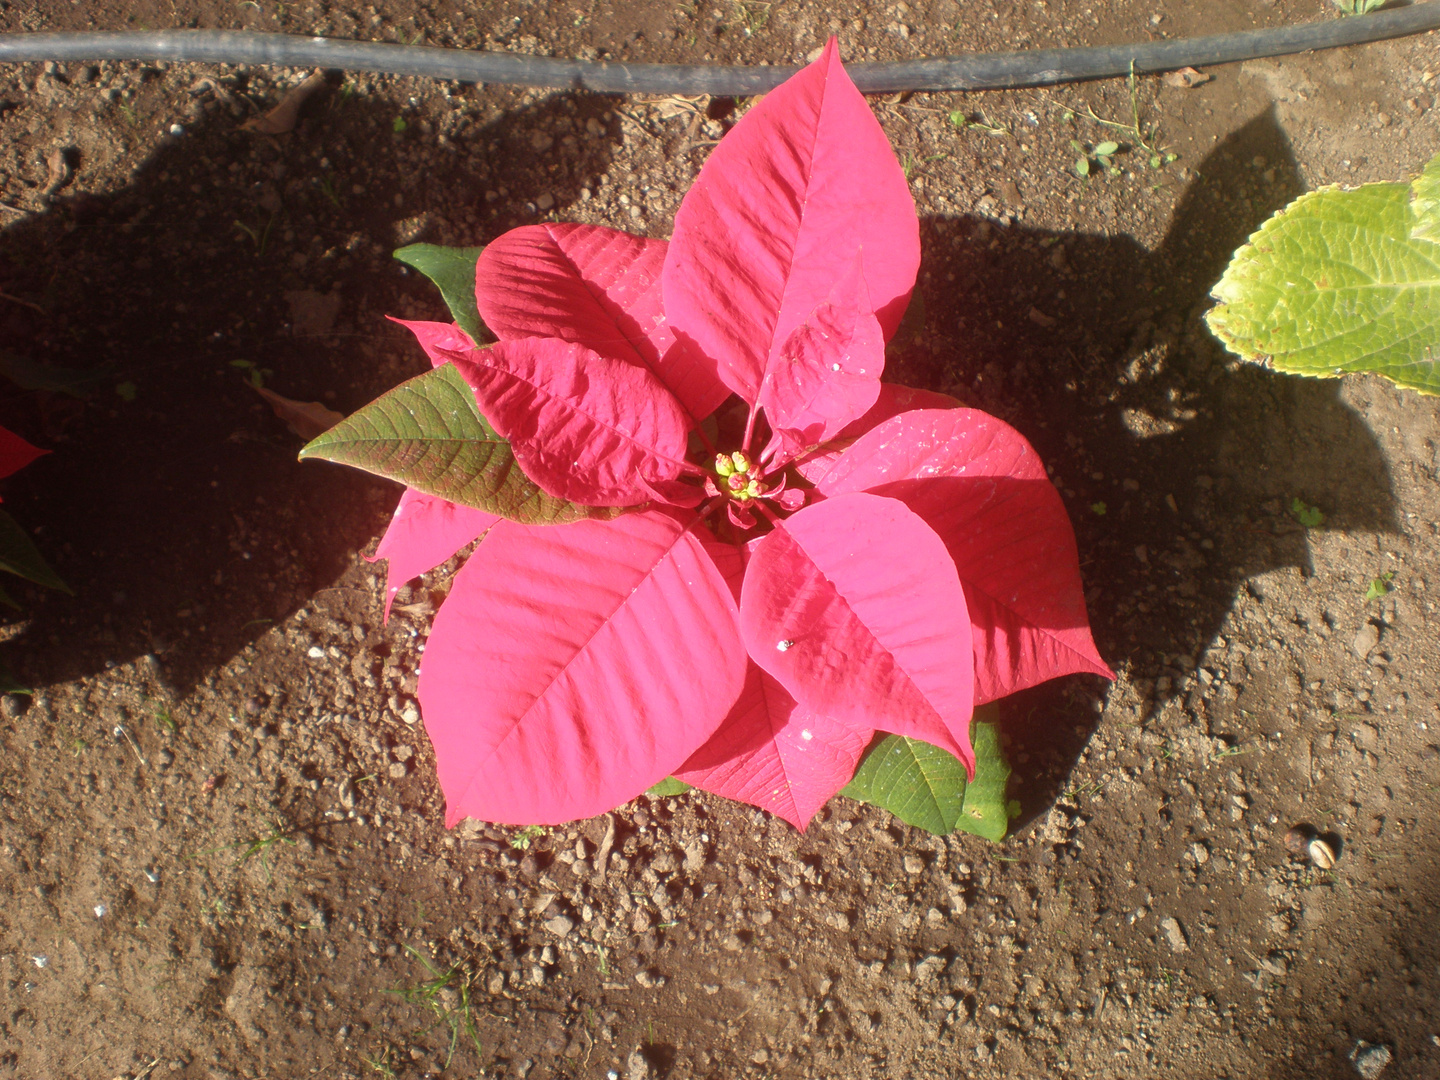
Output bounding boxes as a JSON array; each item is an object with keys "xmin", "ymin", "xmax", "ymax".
[{"xmin": 713, "ymin": 450, "xmax": 768, "ymax": 502}]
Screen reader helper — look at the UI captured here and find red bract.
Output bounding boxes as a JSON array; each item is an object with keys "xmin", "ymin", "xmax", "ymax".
[
  {"xmin": 378, "ymin": 40, "xmax": 1111, "ymax": 829},
  {"xmin": 0, "ymin": 425, "xmax": 45, "ymax": 493}
]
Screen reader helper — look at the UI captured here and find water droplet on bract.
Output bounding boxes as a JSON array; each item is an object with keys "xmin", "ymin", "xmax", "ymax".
[
  {"xmin": 801, "ymin": 729, "xmax": 813, "ymax": 741},
  {"xmin": 776, "ymin": 639, "xmax": 794, "ymax": 651},
  {"xmin": 831, "ymin": 364, "xmax": 841, "ymax": 372}
]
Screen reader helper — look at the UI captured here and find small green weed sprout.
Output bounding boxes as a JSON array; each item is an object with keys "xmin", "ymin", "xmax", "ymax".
[
  {"xmin": 509, "ymin": 824, "xmax": 547, "ymax": 850},
  {"xmin": 235, "ymin": 818, "xmax": 299, "ymax": 882},
  {"xmin": 229, "ymin": 358, "xmax": 272, "ymax": 388},
  {"xmin": 1073, "ymin": 139, "xmax": 1121, "ymax": 177},
  {"xmin": 385, "ymin": 946, "xmax": 483, "ymax": 1068},
  {"xmin": 947, "ymin": 110, "xmax": 1007, "ymax": 137},
  {"xmin": 1061, "ymin": 65, "xmax": 1178, "ymax": 174},
  {"xmin": 1289, "ymin": 497, "xmax": 1325, "ymax": 528},
  {"xmin": 1332, "ymin": 0, "xmax": 1385, "ymax": 13},
  {"xmin": 1364, "ymin": 571, "xmax": 1395, "ymax": 602}
]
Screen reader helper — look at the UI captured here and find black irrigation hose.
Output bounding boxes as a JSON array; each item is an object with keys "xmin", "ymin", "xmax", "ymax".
[{"xmin": 0, "ymin": 5, "xmax": 1438, "ymax": 95}]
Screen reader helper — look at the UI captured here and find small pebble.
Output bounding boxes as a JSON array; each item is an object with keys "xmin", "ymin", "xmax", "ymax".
[
  {"xmin": 1160, "ymin": 916, "xmax": 1189, "ymax": 953},
  {"xmin": 307, "ymin": 646, "xmax": 324, "ymax": 659},
  {"xmin": 93, "ymin": 904, "xmax": 107, "ymax": 918},
  {"xmin": 1351, "ymin": 1041, "xmax": 1392, "ymax": 1079},
  {"xmin": 543, "ymin": 915, "xmax": 575, "ymax": 938},
  {"xmin": 1308, "ymin": 838, "xmax": 1338, "ymax": 870}
]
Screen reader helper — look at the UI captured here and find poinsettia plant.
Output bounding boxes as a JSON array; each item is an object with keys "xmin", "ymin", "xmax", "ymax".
[{"xmin": 302, "ymin": 40, "xmax": 1110, "ymax": 836}]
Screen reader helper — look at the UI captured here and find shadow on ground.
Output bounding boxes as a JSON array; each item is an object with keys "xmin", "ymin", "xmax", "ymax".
[
  {"xmin": 896, "ymin": 107, "xmax": 1395, "ymax": 827},
  {"xmin": 0, "ymin": 74, "xmax": 621, "ymax": 693}
]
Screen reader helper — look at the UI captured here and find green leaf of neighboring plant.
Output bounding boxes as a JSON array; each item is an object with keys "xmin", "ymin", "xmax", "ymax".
[
  {"xmin": 840, "ymin": 705, "xmax": 1014, "ymax": 841},
  {"xmin": 0, "ymin": 350, "xmax": 107, "ymax": 397},
  {"xmin": 1206, "ymin": 153, "xmax": 1440, "ymax": 395},
  {"xmin": 299, "ymin": 362, "xmax": 621, "ymax": 525},
  {"xmin": 1331, "ymin": 0, "xmax": 1385, "ymax": 13},
  {"xmin": 0, "ymin": 509, "xmax": 69, "ymax": 593},
  {"xmin": 1364, "ymin": 571, "xmax": 1395, "ymax": 601},
  {"xmin": 1094, "ymin": 141, "xmax": 1120, "ymax": 157},
  {"xmin": 0, "ymin": 662, "xmax": 31, "ymax": 695},
  {"xmin": 394, "ymin": 244, "xmax": 489, "ymax": 344},
  {"xmin": 646, "ymin": 777, "xmax": 692, "ymax": 798},
  {"xmin": 1075, "ymin": 157, "xmax": 1090, "ymax": 177},
  {"xmin": 1410, "ymin": 152, "xmax": 1440, "ymax": 242},
  {"xmin": 1290, "ymin": 497, "xmax": 1325, "ymax": 528}
]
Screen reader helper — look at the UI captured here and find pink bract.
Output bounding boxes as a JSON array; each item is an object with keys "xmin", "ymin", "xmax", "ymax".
[{"xmin": 372, "ymin": 38, "xmax": 1111, "ymax": 830}]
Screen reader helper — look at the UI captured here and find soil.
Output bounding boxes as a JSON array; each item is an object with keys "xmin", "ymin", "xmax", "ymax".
[{"xmin": 1, "ymin": 1, "xmax": 1439, "ymax": 1078}]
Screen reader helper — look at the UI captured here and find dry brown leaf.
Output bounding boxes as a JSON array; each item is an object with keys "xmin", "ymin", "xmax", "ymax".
[
  {"xmin": 645, "ymin": 94, "xmax": 708, "ymax": 120},
  {"xmin": 240, "ymin": 70, "xmax": 327, "ymax": 135},
  {"xmin": 1163, "ymin": 67, "xmax": 1212, "ymax": 89},
  {"xmin": 252, "ymin": 384, "xmax": 344, "ymax": 440}
]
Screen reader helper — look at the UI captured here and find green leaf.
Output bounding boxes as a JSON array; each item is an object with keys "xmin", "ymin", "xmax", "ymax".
[
  {"xmin": 1075, "ymin": 157, "xmax": 1090, "ymax": 177},
  {"xmin": 1411, "ymin": 152, "xmax": 1440, "ymax": 242},
  {"xmin": 839, "ymin": 705, "xmax": 1014, "ymax": 841},
  {"xmin": 394, "ymin": 244, "xmax": 489, "ymax": 344},
  {"xmin": 1207, "ymin": 155, "xmax": 1440, "ymax": 395},
  {"xmin": 1094, "ymin": 141, "xmax": 1120, "ymax": 157},
  {"xmin": 0, "ymin": 350, "xmax": 107, "ymax": 397},
  {"xmin": 0, "ymin": 510, "xmax": 69, "ymax": 593},
  {"xmin": 645, "ymin": 777, "xmax": 692, "ymax": 798},
  {"xmin": 298, "ymin": 362, "xmax": 621, "ymax": 525}
]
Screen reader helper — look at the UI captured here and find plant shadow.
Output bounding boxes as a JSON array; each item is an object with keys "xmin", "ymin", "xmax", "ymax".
[
  {"xmin": 900, "ymin": 107, "xmax": 1396, "ymax": 827},
  {"xmin": 0, "ymin": 72, "xmax": 623, "ymax": 694}
]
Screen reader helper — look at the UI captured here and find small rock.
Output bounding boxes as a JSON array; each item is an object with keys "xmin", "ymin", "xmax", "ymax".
[
  {"xmin": 903, "ymin": 854, "xmax": 925, "ymax": 875},
  {"xmin": 682, "ymin": 839, "xmax": 705, "ymax": 874},
  {"xmin": 530, "ymin": 131, "xmax": 554, "ymax": 152},
  {"xmin": 915, "ymin": 955, "xmax": 946, "ymax": 982},
  {"xmin": 1160, "ymin": 916, "xmax": 1189, "ymax": 953},
  {"xmin": 543, "ymin": 915, "xmax": 575, "ymax": 939},
  {"xmin": 1351, "ymin": 1042, "xmax": 1392, "ymax": 1079},
  {"xmin": 1352, "ymin": 622, "xmax": 1380, "ymax": 659},
  {"xmin": 1190, "ymin": 842, "xmax": 1210, "ymax": 865},
  {"xmin": 535, "ymin": 192, "xmax": 555, "ymax": 211},
  {"xmin": 626, "ymin": 1048, "xmax": 649, "ymax": 1080},
  {"xmin": 306, "ymin": 646, "xmax": 325, "ymax": 659},
  {"xmin": 1285, "ymin": 823, "xmax": 1317, "ymax": 854},
  {"xmin": 387, "ymin": 761, "xmax": 408, "ymax": 779}
]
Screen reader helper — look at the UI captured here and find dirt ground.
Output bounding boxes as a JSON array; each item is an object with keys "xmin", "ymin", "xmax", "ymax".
[{"xmin": 1, "ymin": 1, "xmax": 1438, "ymax": 1078}]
